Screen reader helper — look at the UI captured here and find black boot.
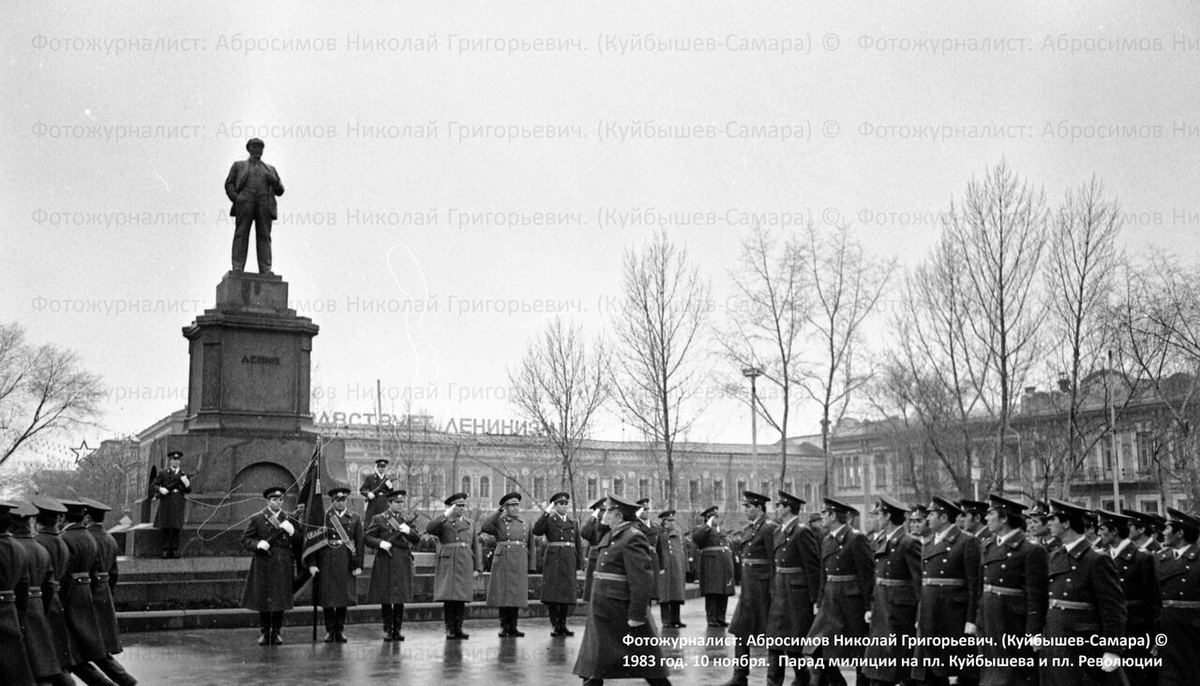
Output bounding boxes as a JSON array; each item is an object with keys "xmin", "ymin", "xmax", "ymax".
[
  {"xmin": 455, "ymin": 602, "xmax": 469, "ymax": 639},
  {"xmin": 392, "ymin": 603, "xmax": 404, "ymax": 641},
  {"xmin": 335, "ymin": 607, "xmax": 348, "ymax": 642},
  {"xmin": 382, "ymin": 605, "xmax": 394, "ymax": 641},
  {"xmin": 510, "ymin": 610, "xmax": 524, "ymax": 637},
  {"xmin": 498, "ymin": 607, "xmax": 510, "ymax": 637},
  {"xmin": 672, "ymin": 603, "xmax": 685, "ymax": 628},
  {"xmin": 444, "ymin": 602, "xmax": 457, "ymax": 639},
  {"xmin": 271, "ymin": 611, "xmax": 284, "ymax": 644},
  {"xmin": 94, "ymin": 656, "xmax": 136, "ymax": 686},
  {"xmin": 258, "ymin": 612, "xmax": 272, "ymax": 645},
  {"xmin": 67, "ymin": 663, "xmax": 119, "ymax": 686},
  {"xmin": 561, "ymin": 604, "xmax": 574, "ymax": 636},
  {"xmin": 323, "ymin": 607, "xmax": 336, "ymax": 642}
]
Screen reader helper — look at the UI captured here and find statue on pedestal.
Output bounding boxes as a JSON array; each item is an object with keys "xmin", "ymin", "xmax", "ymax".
[{"xmin": 224, "ymin": 138, "xmax": 284, "ymax": 274}]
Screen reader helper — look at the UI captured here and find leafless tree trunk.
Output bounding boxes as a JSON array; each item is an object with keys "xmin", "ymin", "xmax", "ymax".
[
  {"xmin": 610, "ymin": 231, "xmax": 710, "ymax": 509},
  {"xmin": 509, "ymin": 316, "xmax": 610, "ymax": 508},
  {"xmin": 1043, "ymin": 176, "xmax": 1122, "ymax": 495},
  {"xmin": 718, "ymin": 225, "xmax": 808, "ymax": 488},
  {"xmin": 0, "ymin": 322, "xmax": 104, "ymax": 469},
  {"xmin": 942, "ymin": 159, "xmax": 1050, "ymax": 491},
  {"xmin": 798, "ymin": 224, "xmax": 895, "ymax": 498}
]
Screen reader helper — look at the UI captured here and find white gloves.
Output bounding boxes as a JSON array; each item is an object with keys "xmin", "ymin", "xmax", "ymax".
[
  {"xmin": 545, "ymin": 501, "xmax": 555, "ymax": 514},
  {"xmin": 366, "ymin": 492, "xmax": 374, "ymax": 500},
  {"xmin": 280, "ymin": 521, "xmax": 294, "ymax": 535},
  {"xmin": 964, "ymin": 622, "xmax": 977, "ymax": 635},
  {"xmin": 309, "ymin": 566, "xmax": 319, "ymax": 575},
  {"xmin": 159, "ymin": 487, "xmax": 169, "ymax": 495},
  {"xmin": 1029, "ymin": 634, "xmax": 1044, "ymax": 650},
  {"xmin": 352, "ymin": 567, "xmax": 362, "ymax": 576},
  {"xmin": 1100, "ymin": 653, "xmax": 1120, "ymax": 673},
  {"xmin": 707, "ymin": 516, "xmax": 716, "ymax": 528},
  {"xmin": 864, "ymin": 610, "xmax": 873, "ymax": 623},
  {"xmin": 444, "ymin": 506, "xmax": 454, "ymax": 518},
  {"xmin": 591, "ymin": 509, "xmax": 601, "ymax": 519},
  {"xmin": 399, "ymin": 523, "xmax": 411, "ymax": 534},
  {"xmin": 256, "ymin": 540, "xmax": 270, "ymax": 551},
  {"xmin": 379, "ymin": 541, "xmax": 393, "ymax": 551},
  {"xmin": 181, "ymin": 475, "xmax": 190, "ymax": 487},
  {"xmin": 627, "ymin": 619, "xmax": 646, "ymax": 627}
]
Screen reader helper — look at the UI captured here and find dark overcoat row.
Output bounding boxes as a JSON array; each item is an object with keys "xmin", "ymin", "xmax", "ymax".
[
  {"xmin": 805, "ymin": 523, "xmax": 874, "ymax": 660},
  {"xmin": 1156, "ymin": 543, "xmax": 1200, "ymax": 686},
  {"xmin": 728, "ymin": 514, "xmax": 778, "ymax": 638},
  {"xmin": 910, "ymin": 525, "xmax": 981, "ymax": 683},
  {"xmin": 764, "ymin": 515, "xmax": 821, "ymax": 646},
  {"xmin": 861, "ymin": 526, "xmax": 922, "ymax": 684}
]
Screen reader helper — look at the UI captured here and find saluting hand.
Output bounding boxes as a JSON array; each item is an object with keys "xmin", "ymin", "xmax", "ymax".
[{"xmin": 627, "ymin": 619, "xmax": 646, "ymax": 627}]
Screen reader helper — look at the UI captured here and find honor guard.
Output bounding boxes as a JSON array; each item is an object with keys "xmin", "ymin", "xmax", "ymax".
[
  {"xmin": 479, "ymin": 492, "xmax": 534, "ymax": 637},
  {"xmin": 306, "ymin": 487, "xmax": 364, "ymax": 643},
  {"xmin": 359, "ymin": 459, "xmax": 393, "ymax": 522},
  {"xmin": 571, "ymin": 496, "xmax": 672, "ymax": 686},
  {"xmin": 581, "ymin": 497, "xmax": 610, "ymax": 605},
  {"xmin": 150, "ymin": 450, "xmax": 191, "ymax": 558},
  {"xmin": 805, "ymin": 497, "xmax": 873, "ymax": 686},
  {"xmin": 11, "ymin": 501, "xmax": 68, "ymax": 686},
  {"xmin": 80, "ymin": 498, "xmax": 136, "ymax": 685},
  {"xmin": 1155, "ymin": 508, "xmax": 1200, "ymax": 686},
  {"xmin": 364, "ymin": 488, "xmax": 421, "ymax": 641},
  {"xmin": 764, "ymin": 491, "xmax": 821, "ymax": 686},
  {"xmin": 976, "ymin": 495, "xmax": 1046, "ymax": 686},
  {"xmin": 692, "ymin": 505, "xmax": 735, "ymax": 627},
  {"xmin": 862, "ymin": 496, "xmax": 921, "ymax": 686},
  {"xmin": 722, "ymin": 491, "xmax": 778, "ymax": 686},
  {"xmin": 911, "ymin": 497, "xmax": 981, "ymax": 686},
  {"xmin": 32, "ymin": 496, "xmax": 76, "ymax": 682},
  {"xmin": 0, "ymin": 499, "xmax": 36, "ymax": 686},
  {"xmin": 1038, "ymin": 500, "xmax": 1127, "ymax": 686},
  {"xmin": 1097, "ymin": 509, "xmax": 1161, "ymax": 686},
  {"xmin": 1123, "ymin": 509, "xmax": 1163, "ymax": 553},
  {"xmin": 655, "ymin": 510, "xmax": 688, "ymax": 629},
  {"xmin": 241, "ymin": 487, "xmax": 302, "ymax": 645},
  {"xmin": 533, "ymin": 492, "xmax": 583, "ymax": 637},
  {"xmin": 426, "ymin": 492, "xmax": 481, "ymax": 640}
]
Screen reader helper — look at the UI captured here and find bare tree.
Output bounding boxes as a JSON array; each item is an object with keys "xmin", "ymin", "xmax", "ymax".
[
  {"xmin": 508, "ymin": 316, "xmax": 610, "ymax": 507},
  {"xmin": 799, "ymin": 224, "xmax": 895, "ymax": 497},
  {"xmin": 942, "ymin": 159, "xmax": 1050, "ymax": 491},
  {"xmin": 0, "ymin": 322, "xmax": 105, "ymax": 469},
  {"xmin": 610, "ymin": 231, "xmax": 711, "ymax": 508},
  {"xmin": 1042, "ymin": 176, "xmax": 1123, "ymax": 493},
  {"xmin": 718, "ymin": 225, "xmax": 808, "ymax": 487}
]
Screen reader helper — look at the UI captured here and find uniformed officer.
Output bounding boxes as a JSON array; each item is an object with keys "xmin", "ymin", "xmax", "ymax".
[
  {"xmin": 635, "ymin": 498, "xmax": 661, "ymax": 604},
  {"xmin": 692, "ymin": 505, "xmax": 735, "ymax": 627},
  {"xmin": 32, "ymin": 496, "xmax": 76, "ymax": 683},
  {"xmin": 240, "ymin": 486, "xmax": 302, "ymax": 645},
  {"xmin": 862, "ymin": 495, "xmax": 921, "ymax": 686},
  {"xmin": 359, "ymin": 459, "xmax": 394, "ymax": 522},
  {"xmin": 1097, "ymin": 509, "xmax": 1160, "ymax": 686},
  {"xmin": 910, "ymin": 497, "xmax": 980, "ymax": 686},
  {"xmin": 764, "ymin": 490, "xmax": 821, "ymax": 686},
  {"xmin": 150, "ymin": 450, "xmax": 190, "ymax": 558},
  {"xmin": 11, "ymin": 501, "xmax": 67, "ymax": 686},
  {"xmin": 722, "ymin": 491, "xmax": 778, "ymax": 686},
  {"xmin": 1123, "ymin": 509, "xmax": 1162, "ymax": 553},
  {"xmin": 1038, "ymin": 499, "xmax": 1126, "ymax": 686},
  {"xmin": 364, "ymin": 488, "xmax": 421, "ymax": 641},
  {"xmin": 426, "ymin": 492, "xmax": 481, "ymax": 639},
  {"xmin": 305, "ymin": 487, "xmax": 364, "ymax": 643},
  {"xmin": 976, "ymin": 494, "xmax": 1046, "ymax": 686},
  {"xmin": 805, "ymin": 497, "xmax": 873, "ymax": 686},
  {"xmin": 534, "ymin": 492, "xmax": 583, "ymax": 636},
  {"xmin": 61, "ymin": 499, "xmax": 135, "ymax": 685},
  {"xmin": 1027, "ymin": 500, "xmax": 1062, "ymax": 552},
  {"xmin": 908, "ymin": 503, "xmax": 931, "ymax": 544},
  {"xmin": 79, "ymin": 499, "xmax": 135, "ymax": 686},
  {"xmin": 581, "ymin": 497, "xmax": 610, "ymax": 605},
  {"xmin": 957, "ymin": 499, "xmax": 993, "ymax": 547},
  {"xmin": 1155, "ymin": 507, "xmax": 1200, "ymax": 686},
  {"xmin": 0, "ymin": 499, "xmax": 36, "ymax": 686},
  {"xmin": 655, "ymin": 510, "xmax": 688, "ymax": 628},
  {"xmin": 480, "ymin": 491, "xmax": 535, "ymax": 637},
  {"xmin": 571, "ymin": 495, "xmax": 672, "ymax": 686}
]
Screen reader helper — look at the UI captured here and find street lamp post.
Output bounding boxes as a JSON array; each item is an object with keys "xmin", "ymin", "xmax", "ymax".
[{"xmin": 742, "ymin": 366, "xmax": 763, "ymax": 488}]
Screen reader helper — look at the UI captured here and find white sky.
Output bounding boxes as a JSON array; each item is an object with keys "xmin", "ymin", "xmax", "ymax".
[{"xmin": 3, "ymin": 1, "xmax": 1198, "ymax": 463}]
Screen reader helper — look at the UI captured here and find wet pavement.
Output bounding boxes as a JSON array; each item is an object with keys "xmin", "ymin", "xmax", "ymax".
[{"xmin": 114, "ymin": 595, "xmax": 808, "ymax": 685}]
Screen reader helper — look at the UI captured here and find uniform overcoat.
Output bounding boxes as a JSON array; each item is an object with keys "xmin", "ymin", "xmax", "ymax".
[
  {"xmin": 655, "ymin": 526, "xmax": 689, "ymax": 603},
  {"xmin": 425, "ymin": 514, "xmax": 480, "ymax": 602},
  {"xmin": 691, "ymin": 523, "xmax": 735, "ymax": 596},
  {"xmin": 533, "ymin": 511, "xmax": 582, "ymax": 604},
  {"xmin": 239, "ymin": 508, "xmax": 302, "ymax": 612},
  {"xmin": 910, "ymin": 525, "xmax": 981, "ymax": 683},
  {"xmin": 764, "ymin": 516, "xmax": 821, "ymax": 643},
  {"xmin": 364, "ymin": 512, "xmax": 421, "ymax": 603},
  {"xmin": 728, "ymin": 515, "xmax": 778, "ymax": 638},
  {"xmin": 308, "ymin": 508, "xmax": 365, "ymax": 607},
  {"xmin": 59, "ymin": 522, "xmax": 106, "ymax": 662},
  {"xmin": 15, "ymin": 532, "xmax": 62, "ymax": 679},
  {"xmin": 1040, "ymin": 539, "xmax": 1128, "ymax": 686},
  {"xmin": 35, "ymin": 526, "xmax": 77, "ymax": 667},
  {"xmin": 86, "ymin": 523, "xmax": 122, "ymax": 654},
  {"xmin": 0, "ymin": 532, "xmax": 34, "ymax": 685},
  {"xmin": 805, "ymin": 524, "xmax": 874, "ymax": 660},
  {"xmin": 862, "ymin": 527, "xmax": 922, "ymax": 683},
  {"xmin": 479, "ymin": 510, "xmax": 534, "ymax": 608},
  {"xmin": 581, "ymin": 516, "xmax": 609, "ymax": 602},
  {"xmin": 1156, "ymin": 543, "xmax": 1200, "ymax": 686},
  {"xmin": 976, "ymin": 530, "xmax": 1048, "ymax": 686},
  {"xmin": 150, "ymin": 467, "xmax": 190, "ymax": 529}
]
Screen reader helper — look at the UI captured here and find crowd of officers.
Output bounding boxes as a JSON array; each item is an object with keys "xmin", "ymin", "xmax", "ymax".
[{"xmin": 0, "ymin": 495, "xmax": 137, "ymax": 686}]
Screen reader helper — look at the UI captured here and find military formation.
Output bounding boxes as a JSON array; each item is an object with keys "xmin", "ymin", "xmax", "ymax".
[{"xmin": 0, "ymin": 495, "xmax": 137, "ymax": 686}]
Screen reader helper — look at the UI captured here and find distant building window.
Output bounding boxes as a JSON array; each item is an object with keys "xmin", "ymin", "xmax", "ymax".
[
  {"xmin": 874, "ymin": 454, "xmax": 887, "ymax": 488},
  {"xmin": 431, "ymin": 472, "xmax": 444, "ymax": 499},
  {"xmin": 689, "ymin": 479, "xmax": 700, "ymax": 504},
  {"xmin": 461, "ymin": 476, "xmax": 472, "ymax": 497},
  {"xmin": 736, "ymin": 479, "xmax": 746, "ymax": 497},
  {"xmin": 783, "ymin": 480, "xmax": 793, "ymax": 494},
  {"xmin": 613, "ymin": 476, "xmax": 624, "ymax": 497},
  {"xmin": 713, "ymin": 479, "xmax": 724, "ymax": 502},
  {"xmin": 480, "ymin": 476, "xmax": 491, "ymax": 499},
  {"xmin": 638, "ymin": 477, "xmax": 649, "ymax": 499},
  {"xmin": 531, "ymin": 475, "xmax": 543, "ymax": 501},
  {"xmin": 587, "ymin": 476, "xmax": 598, "ymax": 501}
]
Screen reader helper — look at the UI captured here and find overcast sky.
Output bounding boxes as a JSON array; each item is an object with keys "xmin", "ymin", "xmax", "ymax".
[{"xmin": 3, "ymin": 2, "xmax": 1198, "ymax": 463}]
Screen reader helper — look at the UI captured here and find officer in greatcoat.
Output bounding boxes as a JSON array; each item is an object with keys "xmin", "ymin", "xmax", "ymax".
[
  {"xmin": 305, "ymin": 487, "xmax": 364, "ymax": 643},
  {"xmin": 32, "ymin": 496, "xmax": 76, "ymax": 682},
  {"xmin": 908, "ymin": 503, "xmax": 931, "ymax": 544},
  {"xmin": 692, "ymin": 505, "xmax": 735, "ymax": 627},
  {"xmin": 976, "ymin": 494, "xmax": 1047, "ymax": 686},
  {"xmin": 240, "ymin": 486, "xmax": 302, "ymax": 645},
  {"xmin": 11, "ymin": 500, "xmax": 66, "ymax": 686},
  {"xmin": 1155, "ymin": 508, "xmax": 1200, "ymax": 686},
  {"xmin": 910, "ymin": 497, "xmax": 981, "ymax": 686},
  {"xmin": 571, "ymin": 495, "xmax": 672, "ymax": 686},
  {"xmin": 581, "ymin": 497, "xmax": 609, "ymax": 605},
  {"xmin": 1038, "ymin": 499, "xmax": 1127, "ymax": 686},
  {"xmin": 655, "ymin": 510, "xmax": 688, "ymax": 628},
  {"xmin": 805, "ymin": 497, "xmax": 874, "ymax": 686},
  {"xmin": 958, "ymin": 499, "xmax": 994, "ymax": 548},
  {"xmin": 533, "ymin": 492, "xmax": 583, "ymax": 637},
  {"xmin": 636, "ymin": 498, "xmax": 661, "ymax": 604},
  {"xmin": 150, "ymin": 450, "xmax": 191, "ymax": 558},
  {"xmin": 1123, "ymin": 509, "xmax": 1162, "ymax": 554},
  {"xmin": 479, "ymin": 491, "xmax": 535, "ymax": 637},
  {"xmin": 359, "ymin": 459, "xmax": 394, "ymax": 522},
  {"xmin": 723, "ymin": 491, "xmax": 779, "ymax": 686},
  {"xmin": 364, "ymin": 488, "xmax": 421, "ymax": 641},
  {"xmin": 1097, "ymin": 509, "xmax": 1160, "ymax": 686},
  {"xmin": 426, "ymin": 492, "xmax": 481, "ymax": 639},
  {"xmin": 80, "ymin": 499, "xmax": 135, "ymax": 684},
  {"xmin": 0, "ymin": 499, "xmax": 35, "ymax": 686},
  {"xmin": 862, "ymin": 495, "xmax": 922, "ymax": 686},
  {"xmin": 1028, "ymin": 501, "xmax": 1063, "ymax": 553},
  {"xmin": 61, "ymin": 499, "xmax": 137, "ymax": 685},
  {"xmin": 764, "ymin": 491, "xmax": 821, "ymax": 686}
]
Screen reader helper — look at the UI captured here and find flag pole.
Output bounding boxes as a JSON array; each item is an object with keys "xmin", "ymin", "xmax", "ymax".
[{"xmin": 312, "ymin": 442, "xmax": 321, "ymax": 642}]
